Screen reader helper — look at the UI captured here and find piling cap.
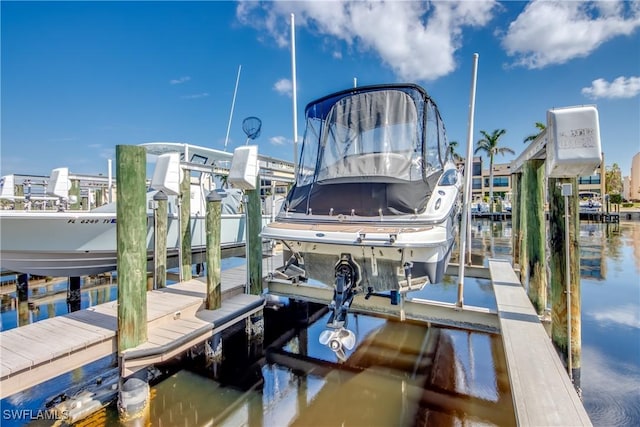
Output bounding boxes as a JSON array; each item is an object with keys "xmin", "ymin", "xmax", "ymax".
[
  {"xmin": 206, "ymin": 190, "xmax": 222, "ymax": 202},
  {"xmin": 153, "ymin": 190, "xmax": 168, "ymax": 201}
]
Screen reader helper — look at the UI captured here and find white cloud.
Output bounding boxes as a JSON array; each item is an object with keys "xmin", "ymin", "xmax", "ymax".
[
  {"xmin": 273, "ymin": 78, "xmax": 293, "ymax": 97},
  {"xmin": 582, "ymin": 76, "xmax": 640, "ymax": 99},
  {"xmin": 181, "ymin": 92, "xmax": 209, "ymax": 99},
  {"xmin": 237, "ymin": 0, "xmax": 499, "ymax": 82},
  {"xmin": 502, "ymin": 1, "xmax": 640, "ymax": 69},
  {"xmin": 269, "ymin": 136, "xmax": 289, "ymax": 146},
  {"xmin": 589, "ymin": 303, "xmax": 640, "ymax": 328},
  {"xmin": 170, "ymin": 76, "xmax": 191, "ymax": 85},
  {"xmin": 581, "ymin": 346, "xmax": 640, "ymax": 426}
]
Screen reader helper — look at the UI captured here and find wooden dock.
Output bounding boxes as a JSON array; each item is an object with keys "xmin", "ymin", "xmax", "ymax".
[
  {"xmin": 1, "ymin": 252, "xmax": 593, "ymax": 425},
  {"xmin": 0, "ymin": 258, "xmax": 277, "ymax": 399},
  {"xmin": 489, "ymin": 259, "xmax": 592, "ymax": 426}
]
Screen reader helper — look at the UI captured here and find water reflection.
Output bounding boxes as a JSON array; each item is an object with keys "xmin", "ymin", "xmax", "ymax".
[
  {"xmin": 145, "ymin": 312, "xmax": 515, "ymax": 427},
  {"xmin": 0, "ymin": 275, "xmax": 116, "ymax": 331},
  {"xmin": 577, "ymin": 221, "xmax": 640, "ymax": 426},
  {"xmin": 2, "ymin": 221, "xmax": 639, "ymax": 426}
]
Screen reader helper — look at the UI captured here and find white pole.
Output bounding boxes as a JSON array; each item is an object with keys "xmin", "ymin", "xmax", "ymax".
[
  {"xmin": 457, "ymin": 53, "xmax": 479, "ymax": 308},
  {"xmin": 563, "ymin": 183, "xmax": 573, "ymax": 379},
  {"xmin": 353, "ymin": 77, "xmax": 357, "ymax": 88},
  {"xmin": 291, "ymin": 13, "xmax": 299, "ymax": 176},
  {"xmin": 107, "ymin": 158, "xmax": 113, "ymax": 203},
  {"xmin": 224, "ymin": 65, "xmax": 242, "ymax": 152}
]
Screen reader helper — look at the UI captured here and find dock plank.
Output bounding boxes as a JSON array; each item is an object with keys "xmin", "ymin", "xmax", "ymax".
[
  {"xmin": 489, "ymin": 259, "xmax": 592, "ymax": 426},
  {"xmin": 0, "ymin": 257, "xmax": 267, "ymax": 399}
]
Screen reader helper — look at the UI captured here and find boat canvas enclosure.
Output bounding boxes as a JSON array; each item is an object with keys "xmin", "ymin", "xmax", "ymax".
[{"xmin": 285, "ymin": 84, "xmax": 448, "ymax": 217}]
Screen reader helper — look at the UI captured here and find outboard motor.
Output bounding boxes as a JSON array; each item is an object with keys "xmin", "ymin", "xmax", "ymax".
[{"xmin": 319, "ymin": 254, "xmax": 360, "ymax": 361}]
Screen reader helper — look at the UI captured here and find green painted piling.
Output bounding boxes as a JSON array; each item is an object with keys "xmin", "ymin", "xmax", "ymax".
[
  {"xmin": 70, "ymin": 179, "xmax": 81, "ymax": 210},
  {"xmin": 246, "ymin": 176, "xmax": 263, "ymax": 295},
  {"xmin": 523, "ymin": 159, "xmax": 547, "ymax": 314},
  {"xmin": 116, "ymin": 145, "xmax": 148, "ymax": 352},
  {"xmin": 95, "ymin": 188, "xmax": 103, "ymax": 208},
  {"xmin": 154, "ymin": 191, "xmax": 168, "ymax": 289},
  {"xmin": 180, "ymin": 169, "xmax": 192, "ymax": 281},
  {"xmin": 548, "ymin": 177, "xmax": 581, "ymax": 379},
  {"xmin": 205, "ymin": 191, "xmax": 222, "ymax": 309},
  {"xmin": 511, "ymin": 173, "xmax": 522, "ymax": 268},
  {"xmin": 15, "ymin": 184, "xmax": 24, "ymax": 210}
]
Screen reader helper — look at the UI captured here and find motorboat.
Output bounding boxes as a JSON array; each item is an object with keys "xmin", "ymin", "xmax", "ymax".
[
  {"xmin": 0, "ymin": 142, "xmax": 293, "ymax": 277},
  {"xmin": 578, "ymin": 191, "xmax": 603, "ymax": 214},
  {"xmin": 470, "ymin": 199, "xmax": 490, "ymax": 215},
  {"xmin": 262, "ymin": 84, "xmax": 462, "ymax": 349}
]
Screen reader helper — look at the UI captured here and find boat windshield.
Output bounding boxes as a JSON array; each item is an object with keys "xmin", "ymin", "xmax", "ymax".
[{"xmin": 296, "ymin": 85, "xmax": 446, "ymax": 186}]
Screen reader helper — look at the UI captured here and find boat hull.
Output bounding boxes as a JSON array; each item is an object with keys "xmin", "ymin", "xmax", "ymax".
[
  {"xmin": 263, "ymin": 216, "xmax": 457, "ymax": 292},
  {"xmin": 0, "ymin": 211, "xmax": 266, "ymax": 277}
]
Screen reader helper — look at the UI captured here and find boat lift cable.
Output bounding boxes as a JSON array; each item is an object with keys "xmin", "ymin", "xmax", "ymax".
[{"xmin": 457, "ymin": 53, "xmax": 479, "ymax": 308}]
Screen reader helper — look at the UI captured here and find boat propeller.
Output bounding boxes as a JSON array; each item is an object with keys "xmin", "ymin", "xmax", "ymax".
[{"xmin": 319, "ymin": 327, "xmax": 356, "ymax": 362}]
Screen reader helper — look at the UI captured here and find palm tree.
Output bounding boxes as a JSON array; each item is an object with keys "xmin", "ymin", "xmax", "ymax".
[
  {"xmin": 447, "ymin": 140, "xmax": 463, "ymax": 162},
  {"xmin": 474, "ymin": 129, "xmax": 514, "ymax": 212},
  {"xmin": 216, "ymin": 173, "xmax": 229, "ymax": 189},
  {"xmin": 523, "ymin": 122, "xmax": 546, "ymax": 143}
]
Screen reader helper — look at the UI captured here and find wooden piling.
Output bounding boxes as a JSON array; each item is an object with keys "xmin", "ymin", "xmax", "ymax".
[
  {"xmin": 205, "ymin": 190, "xmax": 222, "ymax": 309},
  {"xmin": 518, "ymin": 170, "xmax": 529, "ymax": 286},
  {"xmin": 15, "ymin": 184, "xmax": 24, "ymax": 210},
  {"xmin": 180, "ymin": 169, "xmax": 192, "ymax": 281},
  {"xmin": 153, "ymin": 191, "xmax": 168, "ymax": 289},
  {"xmin": 67, "ymin": 276, "xmax": 81, "ymax": 312},
  {"xmin": 17, "ymin": 274, "xmax": 29, "ymax": 327},
  {"xmin": 523, "ymin": 159, "xmax": 547, "ymax": 314},
  {"xmin": 511, "ymin": 172, "xmax": 522, "ymax": 268},
  {"xmin": 70, "ymin": 179, "xmax": 81, "ymax": 210},
  {"xmin": 548, "ymin": 177, "xmax": 581, "ymax": 382},
  {"xmin": 95, "ymin": 188, "xmax": 103, "ymax": 208},
  {"xmin": 116, "ymin": 145, "xmax": 148, "ymax": 351},
  {"xmin": 246, "ymin": 176, "xmax": 262, "ymax": 295}
]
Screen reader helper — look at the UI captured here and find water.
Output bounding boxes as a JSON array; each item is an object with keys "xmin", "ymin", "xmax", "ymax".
[{"xmin": 1, "ymin": 220, "xmax": 639, "ymax": 425}]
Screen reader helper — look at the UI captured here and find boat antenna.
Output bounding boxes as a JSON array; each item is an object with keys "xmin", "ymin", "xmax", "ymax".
[
  {"xmin": 457, "ymin": 53, "xmax": 479, "ymax": 309},
  {"xmin": 242, "ymin": 116, "xmax": 262, "ymax": 145},
  {"xmin": 224, "ymin": 65, "xmax": 242, "ymax": 151},
  {"xmin": 291, "ymin": 13, "xmax": 299, "ymax": 175}
]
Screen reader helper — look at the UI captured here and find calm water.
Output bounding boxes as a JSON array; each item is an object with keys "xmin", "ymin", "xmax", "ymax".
[{"xmin": 1, "ymin": 220, "xmax": 639, "ymax": 426}]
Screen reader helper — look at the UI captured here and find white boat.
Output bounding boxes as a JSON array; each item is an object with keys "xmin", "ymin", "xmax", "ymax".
[
  {"xmin": 579, "ymin": 191, "xmax": 603, "ymax": 213},
  {"xmin": 470, "ymin": 199, "xmax": 490, "ymax": 214},
  {"xmin": 262, "ymin": 84, "xmax": 461, "ymax": 341},
  {"xmin": 0, "ymin": 142, "xmax": 293, "ymax": 277}
]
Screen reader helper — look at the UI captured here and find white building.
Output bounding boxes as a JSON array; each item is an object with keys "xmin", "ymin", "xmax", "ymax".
[
  {"xmin": 631, "ymin": 152, "xmax": 640, "ymax": 202},
  {"xmin": 623, "ymin": 176, "xmax": 631, "ymax": 201}
]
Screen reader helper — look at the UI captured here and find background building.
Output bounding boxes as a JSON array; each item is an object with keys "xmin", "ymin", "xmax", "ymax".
[
  {"xmin": 630, "ymin": 152, "xmax": 640, "ymax": 202},
  {"xmin": 458, "ymin": 154, "xmax": 607, "ymax": 203}
]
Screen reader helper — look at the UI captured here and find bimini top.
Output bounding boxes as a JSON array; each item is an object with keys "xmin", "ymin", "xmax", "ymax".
[{"xmin": 284, "ymin": 84, "xmax": 449, "ymax": 216}]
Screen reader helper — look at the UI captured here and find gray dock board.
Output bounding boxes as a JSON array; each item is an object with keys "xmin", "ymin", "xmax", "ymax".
[
  {"xmin": 0, "ymin": 258, "xmax": 269, "ymax": 399},
  {"xmin": 489, "ymin": 259, "xmax": 592, "ymax": 426}
]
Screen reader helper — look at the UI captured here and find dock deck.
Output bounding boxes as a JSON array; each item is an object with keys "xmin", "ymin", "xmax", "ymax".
[
  {"xmin": 0, "ymin": 259, "xmax": 273, "ymax": 399},
  {"xmin": 489, "ymin": 259, "xmax": 592, "ymax": 426}
]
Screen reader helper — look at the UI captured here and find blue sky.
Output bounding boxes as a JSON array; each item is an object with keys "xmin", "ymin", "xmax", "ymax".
[{"xmin": 2, "ymin": 1, "xmax": 639, "ymax": 179}]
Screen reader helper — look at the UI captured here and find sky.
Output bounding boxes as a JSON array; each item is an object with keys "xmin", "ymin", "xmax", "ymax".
[{"xmin": 1, "ymin": 1, "xmax": 639, "ymax": 180}]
